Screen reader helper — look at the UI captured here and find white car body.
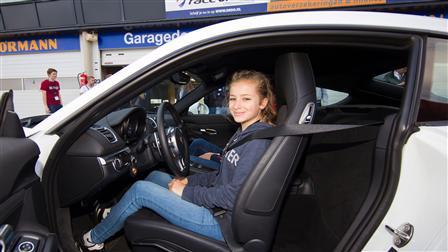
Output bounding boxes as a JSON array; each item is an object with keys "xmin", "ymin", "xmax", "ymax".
[
  {"xmin": 365, "ymin": 126, "xmax": 448, "ymax": 251},
  {"xmin": 23, "ymin": 11, "xmax": 447, "ymax": 251}
]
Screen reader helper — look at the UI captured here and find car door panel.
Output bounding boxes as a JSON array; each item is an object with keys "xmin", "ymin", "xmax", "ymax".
[
  {"xmin": 183, "ymin": 114, "xmax": 238, "ymax": 148},
  {"xmin": 0, "ymin": 91, "xmax": 57, "ymax": 251},
  {"xmin": 0, "ymin": 138, "xmax": 40, "ymax": 205},
  {"xmin": 364, "ymin": 126, "xmax": 447, "ymax": 251},
  {"xmin": 0, "ymin": 91, "xmax": 39, "ymax": 209},
  {"xmin": 0, "ymin": 190, "xmax": 26, "ymax": 224}
]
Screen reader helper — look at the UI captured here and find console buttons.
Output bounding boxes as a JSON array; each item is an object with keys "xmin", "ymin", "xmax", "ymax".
[
  {"xmin": 13, "ymin": 237, "xmax": 39, "ymax": 252},
  {"xmin": 112, "ymin": 158, "xmax": 123, "ymax": 171},
  {"xmin": 18, "ymin": 241, "xmax": 34, "ymax": 252}
]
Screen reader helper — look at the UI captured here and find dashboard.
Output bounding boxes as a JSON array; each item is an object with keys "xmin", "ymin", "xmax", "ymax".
[{"xmin": 58, "ymin": 107, "xmax": 158, "ymax": 206}]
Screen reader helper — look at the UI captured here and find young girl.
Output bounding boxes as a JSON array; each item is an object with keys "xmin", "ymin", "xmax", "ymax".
[{"xmin": 79, "ymin": 70, "xmax": 277, "ymax": 251}]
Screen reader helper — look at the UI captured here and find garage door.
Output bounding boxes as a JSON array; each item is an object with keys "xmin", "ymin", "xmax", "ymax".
[{"xmin": 1, "ymin": 51, "xmax": 83, "ymax": 90}]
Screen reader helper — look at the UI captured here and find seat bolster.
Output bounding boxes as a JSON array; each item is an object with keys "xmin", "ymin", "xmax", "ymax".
[{"xmin": 125, "ymin": 209, "xmax": 229, "ymax": 252}]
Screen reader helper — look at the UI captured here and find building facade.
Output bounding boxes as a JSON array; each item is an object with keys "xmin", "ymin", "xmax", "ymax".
[{"xmin": 0, "ymin": 0, "xmax": 446, "ymax": 117}]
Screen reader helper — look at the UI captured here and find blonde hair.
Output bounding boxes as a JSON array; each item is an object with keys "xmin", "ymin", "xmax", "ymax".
[{"xmin": 229, "ymin": 70, "xmax": 277, "ymax": 125}]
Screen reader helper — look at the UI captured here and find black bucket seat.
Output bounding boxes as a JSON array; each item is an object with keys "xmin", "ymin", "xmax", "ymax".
[{"xmin": 124, "ymin": 52, "xmax": 317, "ymax": 252}]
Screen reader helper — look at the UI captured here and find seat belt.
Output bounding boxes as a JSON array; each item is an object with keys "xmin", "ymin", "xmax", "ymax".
[{"xmin": 225, "ymin": 122, "xmax": 381, "ymax": 152}]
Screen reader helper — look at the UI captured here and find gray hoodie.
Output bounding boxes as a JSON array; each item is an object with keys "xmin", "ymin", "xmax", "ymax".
[{"xmin": 182, "ymin": 121, "xmax": 271, "ymax": 211}]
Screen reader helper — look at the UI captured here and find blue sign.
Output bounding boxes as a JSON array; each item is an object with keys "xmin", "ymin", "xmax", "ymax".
[
  {"xmin": 0, "ymin": 34, "xmax": 79, "ymax": 55},
  {"xmin": 99, "ymin": 29, "xmax": 194, "ymax": 50}
]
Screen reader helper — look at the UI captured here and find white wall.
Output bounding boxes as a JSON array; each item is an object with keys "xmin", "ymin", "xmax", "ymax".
[
  {"xmin": 0, "ymin": 50, "xmax": 85, "ymax": 117},
  {"xmin": 1, "ymin": 89, "xmax": 80, "ymax": 118},
  {"xmin": 0, "ymin": 51, "xmax": 83, "ymax": 79},
  {"xmin": 101, "ymin": 48, "xmax": 153, "ymax": 66}
]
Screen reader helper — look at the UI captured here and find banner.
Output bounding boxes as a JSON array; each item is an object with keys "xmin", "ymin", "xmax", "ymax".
[
  {"xmin": 166, "ymin": 0, "xmax": 440, "ymax": 18},
  {"xmin": 267, "ymin": 0, "xmax": 386, "ymax": 12},
  {"xmin": 165, "ymin": 0, "xmax": 268, "ymax": 19},
  {"xmin": 98, "ymin": 29, "xmax": 194, "ymax": 49},
  {"xmin": 0, "ymin": 34, "xmax": 79, "ymax": 55}
]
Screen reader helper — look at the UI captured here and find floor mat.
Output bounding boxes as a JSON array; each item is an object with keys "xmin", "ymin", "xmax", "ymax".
[{"xmin": 71, "ymin": 212, "xmax": 131, "ymax": 251}]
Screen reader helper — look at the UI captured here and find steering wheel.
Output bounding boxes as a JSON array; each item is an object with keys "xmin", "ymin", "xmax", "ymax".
[{"xmin": 156, "ymin": 102, "xmax": 190, "ymax": 177}]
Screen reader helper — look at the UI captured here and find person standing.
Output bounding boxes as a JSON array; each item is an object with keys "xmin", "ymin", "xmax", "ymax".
[
  {"xmin": 41, "ymin": 68, "xmax": 63, "ymax": 113},
  {"xmin": 80, "ymin": 76, "xmax": 95, "ymax": 95}
]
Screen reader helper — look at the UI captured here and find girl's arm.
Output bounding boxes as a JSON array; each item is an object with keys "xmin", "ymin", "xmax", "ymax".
[
  {"xmin": 187, "ymin": 171, "xmax": 218, "ymax": 186},
  {"xmin": 182, "ymin": 139, "xmax": 270, "ymax": 209}
]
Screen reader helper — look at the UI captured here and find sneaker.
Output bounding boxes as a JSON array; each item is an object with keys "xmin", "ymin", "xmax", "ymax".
[
  {"xmin": 76, "ymin": 230, "xmax": 104, "ymax": 252},
  {"xmin": 95, "ymin": 206, "xmax": 112, "ymax": 223}
]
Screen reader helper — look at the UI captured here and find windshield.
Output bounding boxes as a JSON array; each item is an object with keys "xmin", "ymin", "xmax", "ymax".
[{"xmin": 128, "ymin": 71, "xmax": 201, "ymax": 113}]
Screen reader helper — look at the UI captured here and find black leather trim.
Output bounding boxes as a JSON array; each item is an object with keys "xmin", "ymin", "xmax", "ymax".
[
  {"xmin": 125, "ymin": 209, "xmax": 229, "ymax": 252},
  {"xmin": 0, "ymin": 138, "xmax": 39, "ymax": 203}
]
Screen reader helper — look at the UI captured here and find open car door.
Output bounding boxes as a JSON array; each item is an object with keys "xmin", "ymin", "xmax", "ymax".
[{"xmin": 0, "ymin": 90, "xmax": 57, "ymax": 252}]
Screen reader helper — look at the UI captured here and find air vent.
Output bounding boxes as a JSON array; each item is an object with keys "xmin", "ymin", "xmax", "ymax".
[{"xmin": 96, "ymin": 127, "xmax": 118, "ymax": 143}]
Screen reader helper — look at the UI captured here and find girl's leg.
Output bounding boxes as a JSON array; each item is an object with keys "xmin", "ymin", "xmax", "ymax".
[
  {"xmin": 189, "ymin": 138, "xmax": 222, "ymax": 156},
  {"xmin": 203, "ymin": 140, "xmax": 223, "ymax": 154},
  {"xmin": 89, "ymin": 171, "xmax": 173, "ymax": 244},
  {"xmin": 90, "ymin": 180, "xmax": 223, "ymax": 244},
  {"xmin": 189, "ymin": 139, "xmax": 222, "ymax": 169},
  {"xmin": 144, "ymin": 170, "xmax": 173, "ymax": 188},
  {"xmin": 190, "ymin": 156, "xmax": 220, "ymax": 169}
]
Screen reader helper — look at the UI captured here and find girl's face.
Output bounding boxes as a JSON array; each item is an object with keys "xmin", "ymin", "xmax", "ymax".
[{"xmin": 229, "ymin": 79, "xmax": 268, "ymax": 130}]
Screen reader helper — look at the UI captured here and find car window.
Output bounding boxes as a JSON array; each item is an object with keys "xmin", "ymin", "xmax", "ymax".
[
  {"xmin": 191, "ymin": 85, "xmax": 228, "ymax": 115},
  {"xmin": 190, "ymin": 86, "xmax": 349, "ymax": 115},
  {"xmin": 316, "ymin": 87, "xmax": 348, "ymax": 106},
  {"xmin": 418, "ymin": 37, "xmax": 448, "ymax": 122},
  {"xmin": 206, "ymin": 86, "xmax": 228, "ymax": 115},
  {"xmin": 128, "ymin": 73, "xmax": 200, "ymax": 113},
  {"xmin": 373, "ymin": 67, "xmax": 408, "ymax": 86}
]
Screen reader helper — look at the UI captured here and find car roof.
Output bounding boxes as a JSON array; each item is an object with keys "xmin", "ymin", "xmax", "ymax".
[{"xmin": 30, "ymin": 11, "xmax": 447, "ymax": 135}]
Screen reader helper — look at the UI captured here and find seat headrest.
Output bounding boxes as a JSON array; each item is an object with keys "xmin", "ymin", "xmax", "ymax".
[{"xmin": 274, "ymin": 53, "xmax": 317, "ymax": 124}]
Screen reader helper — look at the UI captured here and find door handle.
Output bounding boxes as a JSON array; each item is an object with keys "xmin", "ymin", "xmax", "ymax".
[{"xmin": 200, "ymin": 128, "xmax": 217, "ymax": 135}]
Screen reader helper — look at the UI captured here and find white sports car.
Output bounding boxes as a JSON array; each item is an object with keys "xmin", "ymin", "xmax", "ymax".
[{"xmin": 0, "ymin": 11, "xmax": 446, "ymax": 252}]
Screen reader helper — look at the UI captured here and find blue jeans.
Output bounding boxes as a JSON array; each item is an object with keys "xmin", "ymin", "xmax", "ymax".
[
  {"xmin": 48, "ymin": 104, "xmax": 62, "ymax": 113},
  {"xmin": 90, "ymin": 171, "xmax": 224, "ymax": 243},
  {"xmin": 189, "ymin": 138, "xmax": 222, "ymax": 169}
]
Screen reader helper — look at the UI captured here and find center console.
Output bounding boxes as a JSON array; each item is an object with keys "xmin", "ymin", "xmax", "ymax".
[{"xmin": 0, "ymin": 225, "xmax": 57, "ymax": 252}]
